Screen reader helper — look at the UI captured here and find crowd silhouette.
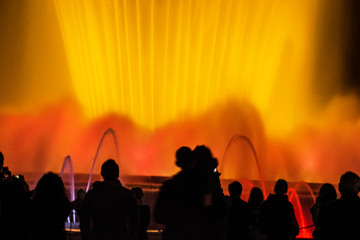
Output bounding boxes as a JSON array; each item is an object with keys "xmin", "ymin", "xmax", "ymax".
[{"xmin": 0, "ymin": 149, "xmax": 360, "ymax": 240}]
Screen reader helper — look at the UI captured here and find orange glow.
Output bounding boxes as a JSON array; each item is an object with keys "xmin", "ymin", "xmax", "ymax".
[
  {"xmin": 53, "ymin": 0, "xmax": 320, "ymax": 135},
  {"xmin": 0, "ymin": 0, "xmax": 359, "ymax": 186}
]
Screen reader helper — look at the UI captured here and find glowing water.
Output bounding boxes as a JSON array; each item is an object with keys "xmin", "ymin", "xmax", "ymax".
[
  {"xmin": 60, "ymin": 155, "xmax": 76, "ymax": 222},
  {"xmin": 220, "ymin": 135, "xmax": 266, "ymax": 196},
  {"xmin": 86, "ymin": 128, "xmax": 120, "ymax": 192},
  {"xmin": 1, "ymin": 0, "xmax": 358, "ymax": 184},
  {"xmin": 221, "ymin": 135, "xmax": 318, "ymax": 238},
  {"xmin": 0, "ymin": 2, "xmax": 357, "ymax": 234},
  {"xmin": 288, "ymin": 182, "xmax": 316, "ymax": 238},
  {"xmin": 294, "ymin": 182, "xmax": 316, "ymax": 203},
  {"xmin": 53, "ymin": 0, "xmax": 322, "ymax": 135}
]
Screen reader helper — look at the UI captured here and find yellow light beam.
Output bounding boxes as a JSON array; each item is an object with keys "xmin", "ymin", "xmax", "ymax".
[
  {"xmin": 172, "ymin": 0, "xmax": 184, "ymax": 120},
  {"xmin": 114, "ymin": 0, "xmax": 126, "ymax": 112},
  {"xmin": 150, "ymin": 0, "xmax": 155, "ymax": 129},
  {"xmin": 203, "ymin": 0, "xmax": 221, "ymax": 111},
  {"xmin": 136, "ymin": 0, "xmax": 144, "ymax": 123},
  {"xmin": 53, "ymin": 0, "xmax": 321, "ymax": 135},
  {"xmin": 122, "ymin": 0, "xmax": 135, "ymax": 117},
  {"xmin": 182, "ymin": 0, "xmax": 192, "ymax": 115},
  {"xmin": 192, "ymin": 0, "xmax": 206, "ymax": 115},
  {"xmin": 161, "ymin": 0, "xmax": 170, "ymax": 125}
]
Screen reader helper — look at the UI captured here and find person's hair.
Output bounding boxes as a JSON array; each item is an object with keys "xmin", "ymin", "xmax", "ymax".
[
  {"xmin": 193, "ymin": 145, "xmax": 212, "ymax": 163},
  {"xmin": 228, "ymin": 181, "xmax": 243, "ymax": 198},
  {"xmin": 33, "ymin": 172, "xmax": 68, "ymax": 203},
  {"xmin": 274, "ymin": 179, "xmax": 288, "ymax": 195},
  {"xmin": 339, "ymin": 171, "xmax": 360, "ymax": 195},
  {"xmin": 316, "ymin": 183, "xmax": 337, "ymax": 203},
  {"xmin": 248, "ymin": 187, "xmax": 264, "ymax": 207},
  {"xmin": 175, "ymin": 146, "xmax": 194, "ymax": 169},
  {"xmin": 193, "ymin": 145, "xmax": 217, "ymax": 172},
  {"xmin": 101, "ymin": 159, "xmax": 119, "ymax": 181},
  {"xmin": 132, "ymin": 187, "xmax": 144, "ymax": 200}
]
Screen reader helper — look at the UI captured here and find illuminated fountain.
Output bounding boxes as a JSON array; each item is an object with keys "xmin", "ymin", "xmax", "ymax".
[
  {"xmin": 1, "ymin": 0, "xmax": 359, "ymax": 182},
  {"xmin": 288, "ymin": 182, "xmax": 317, "ymax": 238},
  {"xmin": 86, "ymin": 128, "xmax": 120, "ymax": 191},
  {"xmin": 0, "ymin": 0, "xmax": 360, "ymax": 238},
  {"xmin": 220, "ymin": 135, "xmax": 267, "ymax": 196},
  {"xmin": 60, "ymin": 155, "xmax": 76, "ymax": 223},
  {"xmin": 221, "ymin": 135, "xmax": 317, "ymax": 238},
  {"xmin": 58, "ymin": 129, "xmax": 317, "ymax": 237}
]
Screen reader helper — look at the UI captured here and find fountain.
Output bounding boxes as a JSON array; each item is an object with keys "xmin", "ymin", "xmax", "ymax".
[
  {"xmin": 57, "ymin": 130, "xmax": 319, "ymax": 238},
  {"xmin": 220, "ymin": 135, "xmax": 319, "ymax": 238},
  {"xmin": 60, "ymin": 155, "xmax": 76, "ymax": 223},
  {"xmin": 2, "ymin": 0, "xmax": 359, "ymax": 185},
  {"xmin": 2, "ymin": 1, "xmax": 359, "ymax": 238},
  {"xmin": 220, "ymin": 135, "xmax": 267, "ymax": 198},
  {"xmin": 289, "ymin": 182, "xmax": 317, "ymax": 238},
  {"xmin": 86, "ymin": 128, "xmax": 120, "ymax": 192}
]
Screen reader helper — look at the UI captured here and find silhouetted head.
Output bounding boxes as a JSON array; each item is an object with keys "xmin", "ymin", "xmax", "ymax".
[
  {"xmin": 274, "ymin": 179, "xmax": 288, "ymax": 195},
  {"xmin": 132, "ymin": 187, "xmax": 144, "ymax": 200},
  {"xmin": 193, "ymin": 145, "xmax": 212, "ymax": 161},
  {"xmin": 228, "ymin": 181, "xmax": 242, "ymax": 198},
  {"xmin": 77, "ymin": 189, "xmax": 86, "ymax": 199},
  {"xmin": 101, "ymin": 159, "xmax": 119, "ymax": 181},
  {"xmin": 339, "ymin": 171, "xmax": 360, "ymax": 195},
  {"xmin": 0, "ymin": 152, "xmax": 4, "ymax": 167},
  {"xmin": 33, "ymin": 172, "xmax": 68, "ymax": 202},
  {"xmin": 248, "ymin": 187, "xmax": 264, "ymax": 206},
  {"xmin": 92, "ymin": 181, "xmax": 101, "ymax": 189},
  {"xmin": 175, "ymin": 146, "xmax": 194, "ymax": 170},
  {"xmin": 317, "ymin": 183, "xmax": 337, "ymax": 203},
  {"xmin": 193, "ymin": 145, "xmax": 217, "ymax": 172}
]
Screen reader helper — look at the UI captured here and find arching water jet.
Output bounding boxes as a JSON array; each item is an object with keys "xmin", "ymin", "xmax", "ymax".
[
  {"xmin": 220, "ymin": 135, "xmax": 266, "ymax": 196},
  {"xmin": 86, "ymin": 128, "xmax": 120, "ymax": 192},
  {"xmin": 288, "ymin": 185, "xmax": 315, "ymax": 239},
  {"xmin": 60, "ymin": 155, "xmax": 76, "ymax": 222}
]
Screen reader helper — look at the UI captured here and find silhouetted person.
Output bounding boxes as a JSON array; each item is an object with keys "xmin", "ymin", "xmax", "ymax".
[
  {"xmin": 71, "ymin": 189, "xmax": 86, "ymax": 222},
  {"xmin": 193, "ymin": 145, "xmax": 227, "ymax": 240},
  {"xmin": 11, "ymin": 174, "xmax": 32, "ymax": 240},
  {"xmin": 155, "ymin": 145, "xmax": 226, "ymax": 240},
  {"xmin": 29, "ymin": 172, "xmax": 70, "ymax": 240},
  {"xmin": 227, "ymin": 181, "xmax": 250, "ymax": 240},
  {"xmin": 0, "ymin": 173, "xmax": 19, "ymax": 240},
  {"xmin": 154, "ymin": 146, "xmax": 200, "ymax": 240},
  {"xmin": 247, "ymin": 187, "xmax": 265, "ymax": 240},
  {"xmin": 248, "ymin": 187, "xmax": 264, "ymax": 225},
  {"xmin": 81, "ymin": 159, "xmax": 139, "ymax": 240},
  {"xmin": 0, "ymin": 151, "xmax": 11, "ymax": 181},
  {"xmin": 0, "ymin": 152, "xmax": 3, "ymax": 168},
  {"xmin": 0, "ymin": 152, "xmax": 31, "ymax": 240},
  {"xmin": 175, "ymin": 146, "xmax": 195, "ymax": 170},
  {"xmin": 132, "ymin": 187, "xmax": 150, "ymax": 240},
  {"xmin": 257, "ymin": 179, "xmax": 299, "ymax": 240},
  {"xmin": 0, "ymin": 151, "xmax": 15, "ymax": 239},
  {"xmin": 310, "ymin": 183, "xmax": 337, "ymax": 239},
  {"xmin": 92, "ymin": 180, "xmax": 101, "ymax": 189},
  {"xmin": 193, "ymin": 146, "xmax": 223, "ymax": 209},
  {"xmin": 317, "ymin": 171, "xmax": 360, "ymax": 240}
]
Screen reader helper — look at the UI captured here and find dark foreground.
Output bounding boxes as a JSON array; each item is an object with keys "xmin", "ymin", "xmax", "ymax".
[{"xmin": 66, "ymin": 231, "xmax": 312, "ymax": 240}]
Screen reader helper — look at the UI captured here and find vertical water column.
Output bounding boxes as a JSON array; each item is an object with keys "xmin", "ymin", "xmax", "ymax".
[
  {"xmin": 288, "ymin": 182, "xmax": 317, "ymax": 238},
  {"xmin": 60, "ymin": 155, "xmax": 76, "ymax": 223}
]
